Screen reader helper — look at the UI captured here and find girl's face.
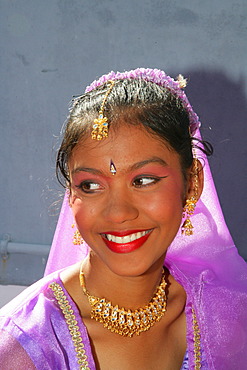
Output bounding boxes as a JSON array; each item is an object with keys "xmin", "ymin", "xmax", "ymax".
[{"xmin": 69, "ymin": 123, "xmax": 194, "ymax": 277}]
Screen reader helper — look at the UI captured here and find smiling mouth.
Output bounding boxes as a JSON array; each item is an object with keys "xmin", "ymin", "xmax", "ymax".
[
  {"xmin": 102, "ymin": 230, "xmax": 151, "ymax": 244},
  {"xmin": 101, "ymin": 229, "xmax": 153, "ymax": 254}
]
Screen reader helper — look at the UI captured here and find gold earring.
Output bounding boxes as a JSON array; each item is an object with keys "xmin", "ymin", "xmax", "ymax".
[
  {"xmin": 181, "ymin": 196, "xmax": 197, "ymax": 236},
  {"xmin": 182, "ymin": 158, "xmax": 198, "ymax": 236},
  {"xmin": 72, "ymin": 224, "xmax": 83, "ymax": 245}
]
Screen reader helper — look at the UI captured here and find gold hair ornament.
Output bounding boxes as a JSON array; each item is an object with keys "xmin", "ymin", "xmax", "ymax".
[
  {"xmin": 80, "ymin": 268, "xmax": 167, "ymax": 337},
  {"xmin": 91, "ymin": 80, "xmax": 115, "ymax": 140},
  {"xmin": 181, "ymin": 157, "xmax": 198, "ymax": 236}
]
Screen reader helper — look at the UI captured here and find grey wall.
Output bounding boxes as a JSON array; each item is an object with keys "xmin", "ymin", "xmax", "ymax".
[{"xmin": 1, "ymin": 0, "xmax": 246, "ymax": 285}]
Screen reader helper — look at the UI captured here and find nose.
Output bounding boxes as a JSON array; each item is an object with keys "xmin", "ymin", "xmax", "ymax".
[{"xmin": 103, "ymin": 190, "xmax": 139, "ymax": 224}]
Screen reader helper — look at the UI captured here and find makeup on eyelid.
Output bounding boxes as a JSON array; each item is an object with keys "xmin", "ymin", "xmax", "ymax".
[
  {"xmin": 72, "ymin": 163, "xmax": 170, "ymax": 180},
  {"xmin": 72, "ymin": 173, "xmax": 168, "ymax": 191},
  {"xmin": 70, "ymin": 160, "xmax": 173, "ymax": 198},
  {"xmin": 129, "ymin": 165, "xmax": 170, "ymax": 178},
  {"xmin": 72, "ymin": 172, "xmax": 107, "ymax": 187}
]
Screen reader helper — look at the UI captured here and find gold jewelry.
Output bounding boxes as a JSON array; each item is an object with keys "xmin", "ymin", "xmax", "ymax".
[
  {"xmin": 182, "ymin": 158, "xmax": 198, "ymax": 236},
  {"xmin": 181, "ymin": 196, "xmax": 197, "ymax": 235},
  {"xmin": 72, "ymin": 224, "xmax": 83, "ymax": 245},
  {"xmin": 91, "ymin": 80, "xmax": 115, "ymax": 140},
  {"xmin": 79, "ymin": 268, "xmax": 167, "ymax": 337}
]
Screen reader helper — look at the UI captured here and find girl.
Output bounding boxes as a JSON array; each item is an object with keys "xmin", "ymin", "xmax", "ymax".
[{"xmin": 1, "ymin": 68, "xmax": 246, "ymax": 369}]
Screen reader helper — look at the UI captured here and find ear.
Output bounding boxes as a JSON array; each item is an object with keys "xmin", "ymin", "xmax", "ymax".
[
  {"xmin": 67, "ymin": 187, "xmax": 73, "ymax": 208},
  {"xmin": 185, "ymin": 159, "xmax": 204, "ymax": 201}
]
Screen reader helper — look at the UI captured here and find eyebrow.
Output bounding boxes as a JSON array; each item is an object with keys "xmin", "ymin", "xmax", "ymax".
[
  {"xmin": 129, "ymin": 157, "xmax": 168, "ymax": 171},
  {"xmin": 71, "ymin": 167, "xmax": 103, "ymax": 175},
  {"xmin": 71, "ymin": 157, "xmax": 168, "ymax": 176}
]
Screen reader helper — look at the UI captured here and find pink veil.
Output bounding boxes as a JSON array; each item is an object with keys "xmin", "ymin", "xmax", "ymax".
[{"xmin": 45, "ymin": 69, "xmax": 247, "ymax": 369}]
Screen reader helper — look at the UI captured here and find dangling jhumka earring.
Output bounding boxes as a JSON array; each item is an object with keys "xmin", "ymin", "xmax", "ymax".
[
  {"xmin": 72, "ymin": 224, "xmax": 83, "ymax": 245},
  {"xmin": 181, "ymin": 157, "xmax": 199, "ymax": 236},
  {"xmin": 91, "ymin": 80, "xmax": 115, "ymax": 140}
]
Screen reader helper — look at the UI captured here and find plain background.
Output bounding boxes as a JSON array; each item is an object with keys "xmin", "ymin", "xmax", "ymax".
[{"xmin": 0, "ymin": 0, "xmax": 247, "ymax": 288}]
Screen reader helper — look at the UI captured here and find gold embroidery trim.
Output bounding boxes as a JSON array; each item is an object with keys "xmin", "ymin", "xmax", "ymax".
[
  {"xmin": 50, "ymin": 282, "xmax": 201, "ymax": 369},
  {"xmin": 49, "ymin": 282, "xmax": 90, "ymax": 370},
  {"xmin": 192, "ymin": 307, "xmax": 201, "ymax": 369}
]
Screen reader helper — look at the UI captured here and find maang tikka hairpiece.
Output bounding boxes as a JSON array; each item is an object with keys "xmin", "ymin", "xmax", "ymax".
[{"xmin": 91, "ymin": 80, "xmax": 115, "ymax": 140}]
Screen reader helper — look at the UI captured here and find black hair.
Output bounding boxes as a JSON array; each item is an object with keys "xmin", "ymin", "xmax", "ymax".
[{"xmin": 56, "ymin": 78, "xmax": 212, "ymax": 187}]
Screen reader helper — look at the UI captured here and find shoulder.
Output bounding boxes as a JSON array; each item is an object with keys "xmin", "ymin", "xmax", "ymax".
[
  {"xmin": 0, "ymin": 269, "xmax": 66, "ymax": 336},
  {"xmin": 0, "ymin": 270, "xmax": 65, "ymax": 368},
  {"xmin": 0, "ymin": 267, "xmax": 93, "ymax": 369}
]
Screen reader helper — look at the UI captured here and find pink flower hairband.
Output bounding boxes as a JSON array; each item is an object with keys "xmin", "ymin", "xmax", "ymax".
[{"xmin": 86, "ymin": 68, "xmax": 201, "ymax": 138}]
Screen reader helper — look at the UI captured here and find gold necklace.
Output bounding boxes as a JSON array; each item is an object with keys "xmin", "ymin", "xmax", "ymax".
[{"xmin": 79, "ymin": 268, "xmax": 167, "ymax": 337}]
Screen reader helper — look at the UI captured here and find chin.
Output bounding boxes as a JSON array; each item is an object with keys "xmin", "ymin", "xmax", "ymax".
[{"xmin": 94, "ymin": 251, "xmax": 165, "ymax": 278}]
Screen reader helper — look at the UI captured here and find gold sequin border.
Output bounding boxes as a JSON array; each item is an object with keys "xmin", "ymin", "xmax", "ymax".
[
  {"xmin": 49, "ymin": 282, "xmax": 90, "ymax": 370},
  {"xmin": 192, "ymin": 307, "xmax": 201, "ymax": 369}
]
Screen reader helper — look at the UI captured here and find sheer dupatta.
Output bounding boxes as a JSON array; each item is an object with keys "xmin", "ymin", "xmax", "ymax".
[{"xmin": 45, "ymin": 69, "xmax": 247, "ymax": 369}]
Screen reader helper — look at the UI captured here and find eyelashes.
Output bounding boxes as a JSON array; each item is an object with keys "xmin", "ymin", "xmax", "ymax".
[
  {"xmin": 132, "ymin": 176, "xmax": 168, "ymax": 188},
  {"xmin": 75, "ymin": 180, "xmax": 103, "ymax": 194},
  {"xmin": 74, "ymin": 175, "xmax": 168, "ymax": 194}
]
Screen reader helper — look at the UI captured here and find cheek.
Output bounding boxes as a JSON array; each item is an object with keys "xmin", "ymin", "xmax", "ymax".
[
  {"xmin": 143, "ymin": 183, "xmax": 184, "ymax": 217},
  {"xmin": 145, "ymin": 198, "xmax": 183, "ymax": 225},
  {"xmin": 73, "ymin": 209, "xmax": 95, "ymax": 240},
  {"xmin": 70, "ymin": 191, "xmax": 94, "ymax": 214},
  {"xmin": 70, "ymin": 195, "xmax": 102, "ymax": 237},
  {"xmin": 70, "ymin": 197, "xmax": 91, "ymax": 227}
]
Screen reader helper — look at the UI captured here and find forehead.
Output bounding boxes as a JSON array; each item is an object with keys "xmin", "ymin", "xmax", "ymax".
[{"xmin": 69, "ymin": 123, "xmax": 180, "ymax": 171}]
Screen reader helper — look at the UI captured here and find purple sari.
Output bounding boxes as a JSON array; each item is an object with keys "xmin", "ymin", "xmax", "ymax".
[
  {"xmin": 0, "ymin": 269, "xmax": 196, "ymax": 369},
  {"xmin": 1, "ymin": 68, "xmax": 246, "ymax": 369},
  {"xmin": 0, "ymin": 270, "xmax": 95, "ymax": 369}
]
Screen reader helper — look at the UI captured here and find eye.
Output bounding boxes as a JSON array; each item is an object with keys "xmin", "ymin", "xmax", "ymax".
[
  {"xmin": 75, "ymin": 180, "xmax": 103, "ymax": 193},
  {"xmin": 133, "ymin": 176, "xmax": 164, "ymax": 188}
]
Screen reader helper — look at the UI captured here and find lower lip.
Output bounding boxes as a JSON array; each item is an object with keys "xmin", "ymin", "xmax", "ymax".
[{"xmin": 102, "ymin": 231, "xmax": 152, "ymax": 254}]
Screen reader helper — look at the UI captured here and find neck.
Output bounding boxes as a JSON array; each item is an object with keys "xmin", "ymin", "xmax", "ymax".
[{"xmin": 81, "ymin": 253, "xmax": 166, "ymax": 310}]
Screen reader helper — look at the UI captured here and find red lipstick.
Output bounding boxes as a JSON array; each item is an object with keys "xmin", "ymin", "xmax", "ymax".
[{"xmin": 101, "ymin": 230, "xmax": 152, "ymax": 254}]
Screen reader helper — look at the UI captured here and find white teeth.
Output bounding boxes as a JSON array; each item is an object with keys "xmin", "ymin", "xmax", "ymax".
[
  {"xmin": 130, "ymin": 234, "xmax": 135, "ymax": 242},
  {"xmin": 104, "ymin": 230, "xmax": 150, "ymax": 244},
  {"xmin": 122, "ymin": 235, "xmax": 131, "ymax": 243}
]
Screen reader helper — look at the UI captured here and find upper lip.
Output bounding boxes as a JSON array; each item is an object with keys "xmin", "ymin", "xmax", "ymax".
[{"xmin": 100, "ymin": 229, "xmax": 152, "ymax": 237}]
